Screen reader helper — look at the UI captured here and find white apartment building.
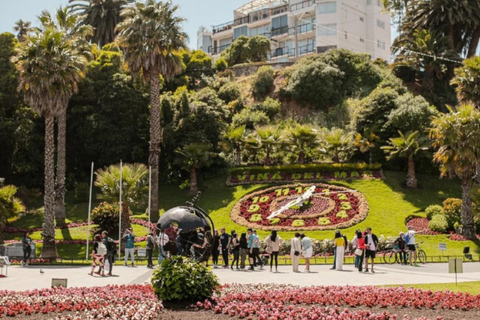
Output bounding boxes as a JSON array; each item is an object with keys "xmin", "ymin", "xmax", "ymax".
[{"xmin": 198, "ymin": 0, "xmax": 391, "ymax": 62}]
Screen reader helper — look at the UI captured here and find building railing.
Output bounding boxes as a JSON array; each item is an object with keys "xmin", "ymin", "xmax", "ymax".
[
  {"xmin": 291, "ymin": 0, "xmax": 316, "ymax": 11},
  {"xmin": 289, "ymin": 22, "xmax": 315, "ymax": 36},
  {"xmin": 234, "ymin": 16, "xmax": 250, "ymax": 26},
  {"xmin": 298, "ymin": 43, "xmax": 316, "ymax": 56},
  {"xmin": 213, "ymin": 21, "xmax": 234, "ymax": 34},
  {"xmin": 208, "ymin": 43, "xmax": 231, "ymax": 55},
  {"xmin": 271, "ymin": 46, "xmax": 290, "ymax": 58},
  {"xmin": 271, "ymin": 5, "xmax": 289, "ymax": 16},
  {"xmin": 271, "ymin": 25, "xmax": 290, "ymax": 37}
]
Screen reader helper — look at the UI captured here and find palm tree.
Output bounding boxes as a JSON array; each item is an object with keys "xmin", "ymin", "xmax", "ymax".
[
  {"xmin": 0, "ymin": 185, "xmax": 25, "ymax": 245},
  {"xmin": 117, "ymin": 0, "xmax": 187, "ymax": 222},
  {"xmin": 451, "ymin": 56, "xmax": 480, "ymax": 108},
  {"xmin": 39, "ymin": 8, "xmax": 93, "ymax": 225},
  {"xmin": 175, "ymin": 144, "xmax": 215, "ymax": 194},
  {"xmin": 430, "ymin": 104, "xmax": 480, "ymax": 238},
  {"xmin": 95, "ymin": 163, "xmax": 148, "ymax": 237},
  {"xmin": 13, "ymin": 27, "xmax": 87, "ymax": 259},
  {"xmin": 255, "ymin": 126, "xmax": 283, "ymax": 165},
  {"xmin": 321, "ymin": 128, "xmax": 356, "ymax": 163},
  {"xmin": 13, "ymin": 20, "xmax": 34, "ymax": 42},
  {"xmin": 68, "ymin": 0, "xmax": 127, "ymax": 47},
  {"xmin": 288, "ymin": 124, "xmax": 318, "ymax": 164},
  {"xmin": 354, "ymin": 127, "xmax": 379, "ymax": 164},
  {"xmin": 381, "ymin": 131, "xmax": 429, "ymax": 189},
  {"xmin": 222, "ymin": 124, "xmax": 246, "ymax": 166}
]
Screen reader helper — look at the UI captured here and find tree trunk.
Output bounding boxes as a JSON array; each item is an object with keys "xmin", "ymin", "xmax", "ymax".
[
  {"xmin": 41, "ymin": 114, "xmax": 57, "ymax": 260},
  {"xmin": 54, "ymin": 111, "xmax": 67, "ymax": 226},
  {"xmin": 467, "ymin": 27, "xmax": 480, "ymax": 58},
  {"xmin": 299, "ymin": 150, "xmax": 305, "ymax": 164},
  {"xmin": 149, "ymin": 73, "xmax": 161, "ymax": 223},
  {"xmin": 120, "ymin": 201, "xmax": 131, "ymax": 251},
  {"xmin": 265, "ymin": 151, "xmax": 271, "ymax": 166},
  {"xmin": 235, "ymin": 146, "xmax": 241, "ymax": 166},
  {"xmin": 460, "ymin": 178, "xmax": 476, "ymax": 239},
  {"xmin": 422, "ymin": 68, "xmax": 434, "ymax": 92},
  {"xmin": 0, "ymin": 220, "xmax": 5, "ymax": 245},
  {"xmin": 190, "ymin": 165, "xmax": 198, "ymax": 194},
  {"xmin": 406, "ymin": 156, "xmax": 417, "ymax": 189}
]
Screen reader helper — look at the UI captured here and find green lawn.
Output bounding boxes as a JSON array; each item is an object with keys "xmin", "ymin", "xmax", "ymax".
[{"xmin": 384, "ymin": 281, "xmax": 480, "ymax": 295}]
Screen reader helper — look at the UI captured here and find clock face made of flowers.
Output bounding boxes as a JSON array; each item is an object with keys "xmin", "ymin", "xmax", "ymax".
[{"xmin": 231, "ymin": 183, "xmax": 369, "ymax": 231}]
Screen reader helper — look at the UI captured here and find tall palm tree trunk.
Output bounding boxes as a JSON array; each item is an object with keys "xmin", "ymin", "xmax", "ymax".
[
  {"xmin": 299, "ymin": 150, "xmax": 305, "ymax": 164},
  {"xmin": 235, "ymin": 146, "xmax": 241, "ymax": 166},
  {"xmin": 54, "ymin": 111, "xmax": 67, "ymax": 225},
  {"xmin": 460, "ymin": 178, "xmax": 475, "ymax": 238},
  {"xmin": 120, "ymin": 201, "xmax": 131, "ymax": 251},
  {"xmin": 42, "ymin": 114, "xmax": 57, "ymax": 260},
  {"xmin": 406, "ymin": 156, "xmax": 417, "ymax": 189},
  {"xmin": 148, "ymin": 72, "xmax": 161, "ymax": 223},
  {"xmin": 190, "ymin": 165, "xmax": 198, "ymax": 194}
]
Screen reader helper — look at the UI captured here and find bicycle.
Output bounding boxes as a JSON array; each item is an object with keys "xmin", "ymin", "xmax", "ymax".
[
  {"xmin": 383, "ymin": 245, "xmax": 408, "ymax": 265},
  {"xmin": 406, "ymin": 242, "xmax": 427, "ymax": 264}
]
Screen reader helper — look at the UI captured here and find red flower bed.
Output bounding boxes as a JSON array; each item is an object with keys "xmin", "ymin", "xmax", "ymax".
[
  {"xmin": 4, "ymin": 222, "xmax": 89, "ymax": 234},
  {"xmin": 406, "ymin": 218, "xmax": 440, "ymax": 235},
  {"xmin": 449, "ymin": 234, "xmax": 480, "ymax": 241},
  {"xmin": 195, "ymin": 284, "xmax": 480, "ymax": 320},
  {"xmin": 0, "ymin": 284, "xmax": 162, "ymax": 319}
]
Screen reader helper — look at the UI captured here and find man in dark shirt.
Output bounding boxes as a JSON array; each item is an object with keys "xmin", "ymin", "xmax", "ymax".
[{"xmin": 219, "ymin": 228, "xmax": 231, "ymax": 268}]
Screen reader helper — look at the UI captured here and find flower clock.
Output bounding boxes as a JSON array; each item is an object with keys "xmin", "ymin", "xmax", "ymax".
[{"xmin": 231, "ymin": 183, "xmax": 369, "ymax": 231}]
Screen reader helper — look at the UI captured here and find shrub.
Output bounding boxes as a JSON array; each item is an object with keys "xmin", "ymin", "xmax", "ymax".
[
  {"xmin": 74, "ymin": 182, "xmax": 89, "ymax": 204},
  {"xmin": 251, "ymin": 97, "xmax": 281, "ymax": 119},
  {"xmin": 215, "ymin": 57, "xmax": 228, "ymax": 72},
  {"xmin": 232, "ymin": 108, "xmax": 269, "ymax": 129},
  {"xmin": 428, "ymin": 214, "xmax": 449, "ymax": 233},
  {"xmin": 252, "ymin": 66, "xmax": 275, "ymax": 99},
  {"xmin": 91, "ymin": 202, "xmax": 119, "ymax": 234},
  {"xmin": 151, "ymin": 256, "xmax": 220, "ymax": 303},
  {"xmin": 475, "ymin": 216, "xmax": 480, "ymax": 234},
  {"xmin": 442, "ymin": 198, "xmax": 462, "ymax": 230},
  {"xmin": 425, "ymin": 205, "xmax": 443, "ymax": 220},
  {"xmin": 218, "ymin": 82, "xmax": 240, "ymax": 103}
]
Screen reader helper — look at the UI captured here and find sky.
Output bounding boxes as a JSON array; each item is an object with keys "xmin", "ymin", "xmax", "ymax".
[{"xmin": 0, "ymin": 0, "xmax": 247, "ymax": 49}]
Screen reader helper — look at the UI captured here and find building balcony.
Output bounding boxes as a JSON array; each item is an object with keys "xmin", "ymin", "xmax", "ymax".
[
  {"xmin": 290, "ymin": 0, "xmax": 315, "ymax": 12},
  {"xmin": 297, "ymin": 43, "xmax": 316, "ymax": 56},
  {"xmin": 208, "ymin": 43, "xmax": 231, "ymax": 55},
  {"xmin": 271, "ymin": 46, "xmax": 290, "ymax": 58},
  {"xmin": 213, "ymin": 21, "xmax": 234, "ymax": 34},
  {"xmin": 234, "ymin": 16, "xmax": 250, "ymax": 26},
  {"xmin": 289, "ymin": 22, "xmax": 315, "ymax": 36},
  {"xmin": 271, "ymin": 26, "xmax": 291, "ymax": 37}
]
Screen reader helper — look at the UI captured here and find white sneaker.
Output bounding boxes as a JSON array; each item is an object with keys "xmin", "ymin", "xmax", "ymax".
[{"xmin": 20, "ymin": 261, "xmax": 24, "ymax": 266}]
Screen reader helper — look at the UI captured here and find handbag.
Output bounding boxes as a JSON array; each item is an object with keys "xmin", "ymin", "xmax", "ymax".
[
  {"xmin": 294, "ymin": 250, "xmax": 300, "ymax": 256},
  {"xmin": 355, "ymin": 248, "xmax": 363, "ymax": 256}
]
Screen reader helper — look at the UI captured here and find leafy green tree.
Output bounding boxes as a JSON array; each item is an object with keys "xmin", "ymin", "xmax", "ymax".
[
  {"xmin": 175, "ymin": 143, "xmax": 215, "ymax": 193},
  {"xmin": 381, "ymin": 131, "xmax": 429, "ymax": 189},
  {"xmin": 68, "ymin": 0, "xmax": 127, "ymax": 47},
  {"xmin": 184, "ymin": 50, "xmax": 213, "ymax": 87},
  {"xmin": 288, "ymin": 124, "xmax": 318, "ymax": 164},
  {"xmin": 386, "ymin": 93, "xmax": 436, "ymax": 133},
  {"xmin": 214, "ymin": 57, "xmax": 228, "ymax": 72},
  {"xmin": 247, "ymin": 35, "xmax": 270, "ymax": 62},
  {"xmin": 0, "ymin": 185, "xmax": 25, "ymax": 245},
  {"xmin": 95, "ymin": 163, "xmax": 148, "ymax": 235},
  {"xmin": 222, "ymin": 125, "xmax": 246, "ymax": 166},
  {"xmin": 221, "ymin": 35, "xmax": 270, "ymax": 66},
  {"xmin": 451, "ymin": 56, "xmax": 480, "ymax": 108},
  {"xmin": 255, "ymin": 126, "xmax": 284, "ymax": 165},
  {"xmin": 232, "ymin": 108, "xmax": 269, "ymax": 130},
  {"xmin": 430, "ymin": 104, "xmax": 480, "ymax": 238},
  {"xmin": 117, "ymin": 0, "xmax": 187, "ymax": 222},
  {"xmin": 354, "ymin": 128, "xmax": 380, "ymax": 164},
  {"xmin": 252, "ymin": 65, "xmax": 275, "ymax": 100},
  {"xmin": 321, "ymin": 128, "xmax": 356, "ymax": 163}
]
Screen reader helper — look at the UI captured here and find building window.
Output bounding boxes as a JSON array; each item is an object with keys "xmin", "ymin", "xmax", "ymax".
[
  {"xmin": 272, "ymin": 14, "xmax": 288, "ymax": 29},
  {"xmin": 377, "ymin": 19, "xmax": 385, "ymax": 29},
  {"xmin": 249, "ymin": 24, "xmax": 270, "ymax": 37},
  {"xmin": 377, "ymin": 40, "xmax": 386, "ymax": 50},
  {"xmin": 318, "ymin": 23, "xmax": 337, "ymax": 36},
  {"xmin": 317, "ymin": 2, "xmax": 336, "ymax": 14},
  {"xmin": 233, "ymin": 26, "xmax": 248, "ymax": 40}
]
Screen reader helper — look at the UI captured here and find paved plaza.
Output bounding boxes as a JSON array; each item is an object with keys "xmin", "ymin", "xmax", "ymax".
[{"xmin": 1, "ymin": 262, "xmax": 479, "ymax": 291}]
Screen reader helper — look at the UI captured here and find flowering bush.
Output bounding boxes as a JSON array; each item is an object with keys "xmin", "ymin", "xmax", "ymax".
[
  {"xmin": 91, "ymin": 202, "xmax": 120, "ymax": 235},
  {"xmin": 8, "ymin": 258, "xmax": 51, "ymax": 265},
  {"xmin": 406, "ymin": 217, "xmax": 440, "ymax": 235},
  {"xmin": 0, "ymin": 284, "xmax": 162, "ymax": 318},
  {"xmin": 231, "ymin": 183, "xmax": 369, "ymax": 231}
]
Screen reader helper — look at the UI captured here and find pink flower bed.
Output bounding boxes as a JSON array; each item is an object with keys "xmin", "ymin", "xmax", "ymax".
[
  {"xmin": 0, "ymin": 284, "xmax": 162, "ymax": 319},
  {"xmin": 196, "ymin": 284, "xmax": 480, "ymax": 320},
  {"xmin": 449, "ymin": 234, "xmax": 480, "ymax": 241},
  {"xmin": 406, "ymin": 218, "xmax": 440, "ymax": 235}
]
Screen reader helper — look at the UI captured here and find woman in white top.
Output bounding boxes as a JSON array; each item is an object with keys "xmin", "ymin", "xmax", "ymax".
[
  {"xmin": 265, "ymin": 230, "xmax": 282, "ymax": 272},
  {"xmin": 300, "ymin": 233, "xmax": 312, "ymax": 272}
]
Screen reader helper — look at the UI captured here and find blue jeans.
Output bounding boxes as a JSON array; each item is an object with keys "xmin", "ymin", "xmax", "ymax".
[{"xmin": 158, "ymin": 246, "xmax": 166, "ymax": 265}]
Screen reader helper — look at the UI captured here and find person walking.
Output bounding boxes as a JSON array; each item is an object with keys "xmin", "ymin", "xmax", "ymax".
[
  {"xmin": 101, "ymin": 231, "xmax": 115, "ymax": 276},
  {"xmin": 265, "ymin": 230, "xmax": 281, "ymax": 272},
  {"xmin": 291, "ymin": 233, "xmax": 301, "ymax": 272},
  {"xmin": 89, "ymin": 234, "xmax": 106, "ymax": 276},
  {"xmin": 334, "ymin": 231, "xmax": 345, "ymax": 271},
  {"xmin": 239, "ymin": 233, "xmax": 248, "ymax": 269},
  {"xmin": 21, "ymin": 231, "xmax": 32, "ymax": 267},
  {"xmin": 123, "ymin": 227, "xmax": 135, "ymax": 267},
  {"xmin": 394, "ymin": 232, "xmax": 407, "ymax": 265},
  {"xmin": 146, "ymin": 232, "xmax": 155, "ymax": 268},
  {"xmin": 220, "ymin": 228, "xmax": 231, "ymax": 268},
  {"xmin": 364, "ymin": 227, "xmax": 379, "ymax": 273},
  {"xmin": 230, "ymin": 232, "xmax": 240, "ymax": 270},
  {"xmin": 300, "ymin": 233, "xmax": 312, "ymax": 273},
  {"xmin": 212, "ymin": 230, "xmax": 220, "ymax": 268},
  {"xmin": 354, "ymin": 230, "xmax": 366, "ymax": 272},
  {"xmin": 405, "ymin": 226, "xmax": 417, "ymax": 265}
]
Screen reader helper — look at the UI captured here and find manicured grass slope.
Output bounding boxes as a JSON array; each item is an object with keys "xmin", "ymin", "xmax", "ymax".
[{"xmin": 385, "ymin": 281, "xmax": 480, "ymax": 295}]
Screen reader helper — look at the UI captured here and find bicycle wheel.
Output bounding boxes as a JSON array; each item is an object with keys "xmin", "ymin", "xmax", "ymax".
[
  {"xmin": 417, "ymin": 250, "xmax": 427, "ymax": 264},
  {"xmin": 383, "ymin": 251, "xmax": 396, "ymax": 264}
]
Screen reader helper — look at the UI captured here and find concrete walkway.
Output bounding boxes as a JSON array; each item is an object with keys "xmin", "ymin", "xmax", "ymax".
[{"xmin": 1, "ymin": 262, "xmax": 479, "ymax": 292}]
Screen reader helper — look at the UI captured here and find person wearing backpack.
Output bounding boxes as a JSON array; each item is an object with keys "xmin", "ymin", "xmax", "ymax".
[
  {"xmin": 89, "ymin": 234, "xmax": 106, "ymax": 276},
  {"xmin": 102, "ymin": 231, "xmax": 115, "ymax": 276},
  {"xmin": 146, "ymin": 232, "xmax": 155, "ymax": 269}
]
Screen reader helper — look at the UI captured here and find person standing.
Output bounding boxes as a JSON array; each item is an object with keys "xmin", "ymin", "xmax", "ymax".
[
  {"xmin": 212, "ymin": 230, "xmax": 220, "ymax": 268},
  {"xmin": 352, "ymin": 230, "xmax": 360, "ymax": 268},
  {"xmin": 364, "ymin": 227, "xmax": 379, "ymax": 273},
  {"xmin": 251, "ymin": 229, "xmax": 263, "ymax": 269},
  {"xmin": 123, "ymin": 227, "xmax": 135, "ymax": 267},
  {"xmin": 239, "ymin": 233, "xmax": 248, "ymax": 269},
  {"xmin": 101, "ymin": 231, "xmax": 115, "ymax": 276},
  {"xmin": 146, "ymin": 232, "xmax": 155, "ymax": 268},
  {"xmin": 395, "ymin": 232, "xmax": 407, "ymax": 265},
  {"xmin": 300, "ymin": 233, "xmax": 312, "ymax": 273},
  {"xmin": 354, "ymin": 230, "xmax": 366, "ymax": 272},
  {"xmin": 247, "ymin": 228, "xmax": 259, "ymax": 270},
  {"xmin": 89, "ymin": 234, "xmax": 106, "ymax": 276},
  {"xmin": 230, "ymin": 232, "xmax": 240, "ymax": 270},
  {"xmin": 330, "ymin": 230, "xmax": 342, "ymax": 270},
  {"xmin": 291, "ymin": 233, "xmax": 301, "ymax": 272},
  {"xmin": 334, "ymin": 231, "xmax": 345, "ymax": 271},
  {"xmin": 406, "ymin": 226, "xmax": 417, "ymax": 265},
  {"xmin": 265, "ymin": 230, "xmax": 281, "ymax": 272},
  {"xmin": 219, "ymin": 228, "xmax": 231, "ymax": 268},
  {"xmin": 21, "ymin": 231, "xmax": 32, "ymax": 267},
  {"xmin": 157, "ymin": 229, "xmax": 170, "ymax": 265}
]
